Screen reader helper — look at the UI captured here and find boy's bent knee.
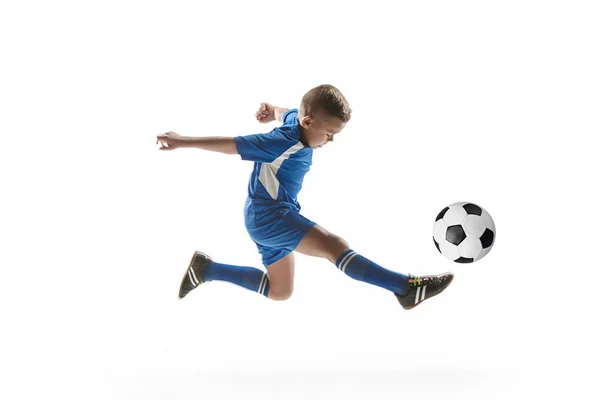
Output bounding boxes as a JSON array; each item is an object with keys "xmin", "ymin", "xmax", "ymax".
[
  {"xmin": 332, "ymin": 234, "xmax": 350, "ymax": 250},
  {"xmin": 268, "ymin": 288, "xmax": 293, "ymax": 301},
  {"xmin": 324, "ymin": 233, "xmax": 350, "ymax": 263}
]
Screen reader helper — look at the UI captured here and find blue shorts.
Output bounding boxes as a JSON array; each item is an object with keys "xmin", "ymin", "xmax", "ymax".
[{"xmin": 244, "ymin": 198, "xmax": 317, "ymax": 267}]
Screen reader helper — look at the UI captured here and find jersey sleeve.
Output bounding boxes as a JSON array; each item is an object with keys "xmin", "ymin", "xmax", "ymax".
[
  {"xmin": 234, "ymin": 129, "xmax": 297, "ymax": 163},
  {"xmin": 282, "ymin": 108, "xmax": 298, "ymax": 124}
]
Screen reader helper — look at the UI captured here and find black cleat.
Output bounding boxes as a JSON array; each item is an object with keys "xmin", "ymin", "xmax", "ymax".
[
  {"xmin": 178, "ymin": 251, "xmax": 213, "ymax": 299},
  {"xmin": 394, "ymin": 273, "xmax": 454, "ymax": 310}
]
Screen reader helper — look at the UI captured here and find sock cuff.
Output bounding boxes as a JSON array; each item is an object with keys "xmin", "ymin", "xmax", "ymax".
[
  {"xmin": 335, "ymin": 249, "xmax": 356, "ymax": 269},
  {"xmin": 258, "ymin": 272, "xmax": 269, "ymax": 297}
]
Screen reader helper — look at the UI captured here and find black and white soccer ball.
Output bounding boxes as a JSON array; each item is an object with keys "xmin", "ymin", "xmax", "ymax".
[{"xmin": 432, "ymin": 202, "xmax": 496, "ymax": 263}]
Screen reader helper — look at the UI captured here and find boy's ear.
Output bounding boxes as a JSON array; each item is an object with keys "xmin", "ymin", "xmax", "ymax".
[{"xmin": 299, "ymin": 115, "xmax": 312, "ymax": 128}]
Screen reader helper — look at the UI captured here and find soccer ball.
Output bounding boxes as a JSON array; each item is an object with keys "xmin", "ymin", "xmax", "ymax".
[{"xmin": 432, "ymin": 202, "xmax": 496, "ymax": 263}]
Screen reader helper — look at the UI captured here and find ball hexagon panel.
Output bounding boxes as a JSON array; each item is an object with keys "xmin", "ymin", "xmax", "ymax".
[
  {"xmin": 462, "ymin": 215, "xmax": 486, "ymax": 237},
  {"xmin": 458, "ymin": 237, "xmax": 483, "ymax": 258},
  {"xmin": 443, "ymin": 206, "xmax": 467, "ymax": 226},
  {"xmin": 439, "ymin": 239, "xmax": 460, "ymax": 261}
]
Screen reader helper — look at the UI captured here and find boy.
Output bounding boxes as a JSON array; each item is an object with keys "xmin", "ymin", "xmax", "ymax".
[{"xmin": 156, "ymin": 84, "xmax": 453, "ymax": 310}]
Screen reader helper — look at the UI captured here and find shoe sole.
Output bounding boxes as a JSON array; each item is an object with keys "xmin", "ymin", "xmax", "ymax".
[
  {"xmin": 401, "ymin": 274, "xmax": 454, "ymax": 310},
  {"xmin": 178, "ymin": 250, "xmax": 208, "ymax": 299}
]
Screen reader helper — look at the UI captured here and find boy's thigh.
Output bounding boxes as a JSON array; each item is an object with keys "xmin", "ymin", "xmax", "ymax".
[{"xmin": 295, "ymin": 224, "xmax": 350, "ymax": 263}]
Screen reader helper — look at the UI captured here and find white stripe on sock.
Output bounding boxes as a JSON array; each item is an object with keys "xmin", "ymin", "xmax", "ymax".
[
  {"xmin": 338, "ymin": 251, "xmax": 356, "ymax": 270},
  {"xmin": 341, "ymin": 253, "xmax": 358, "ymax": 273},
  {"xmin": 263, "ymin": 273, "xmax": 269, "ymax": 295},
  {"xmin": 188, "ymin": 270, "xmax": 197, "ymax": 286},
  {"xmin": 258, "ymin": 273, "xmax": 267, "ymax": 295},
  {"xmin": 260, "ymin": 273, "xmax": 266, "ymax": 294},
  {"xmin": 415, "ymin": 287, "xmax": 421, "ymax": 304},
  {"xmin": 421, "ymin": 285, "xmax": 427, "ymax": 301},
  {"xmin": 189, "ymin": 267, "xmax": 200, "ymax": 285}
]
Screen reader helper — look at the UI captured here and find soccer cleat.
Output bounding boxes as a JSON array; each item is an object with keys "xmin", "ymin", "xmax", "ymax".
[
  {"xmin": 178, "ymin": 251, "xmax": 213, "ymax": 299},
  {"xmin": 394, "ymin": 273, "xmax": 454, "ymax": 310}
]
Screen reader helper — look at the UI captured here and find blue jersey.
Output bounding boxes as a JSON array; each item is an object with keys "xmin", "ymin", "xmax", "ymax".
[{"xmin": 234, "ymin": 109, "xmax": 313, "ymax": 211}]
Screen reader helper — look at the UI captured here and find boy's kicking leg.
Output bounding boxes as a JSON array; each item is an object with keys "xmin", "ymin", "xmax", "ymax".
[
  {"xmin": 294, "ymin": 224, "xmax": 454, "ymax": 310},
  {"xmin": 178, "ymin": 251, "xmax": 294, "ymax": 301}
]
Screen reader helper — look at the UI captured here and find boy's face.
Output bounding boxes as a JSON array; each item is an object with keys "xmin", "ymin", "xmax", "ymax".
[{"xmin": 299, "ymin": 112, "xmax": 346, "ymax": 149}]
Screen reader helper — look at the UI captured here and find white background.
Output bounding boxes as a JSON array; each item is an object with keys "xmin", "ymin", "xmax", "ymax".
[{"xmin": 1, "ymin": 1, "xmax": 599, "ymax": 399}]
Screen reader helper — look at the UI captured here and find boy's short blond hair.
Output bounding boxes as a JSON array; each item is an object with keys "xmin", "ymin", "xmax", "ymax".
[{"xmin": 300, "ymin": 84, "xmax": 352, "ymax": 123}]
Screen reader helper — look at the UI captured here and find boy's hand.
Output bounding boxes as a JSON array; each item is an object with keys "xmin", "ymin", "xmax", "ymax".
[
  {"xmin": 156, "ymin": 131, "xmax": 184, "ymax": 151},
  {"xmin": 255, "ymin": 102, "xmax": 276, "ymax": 124}
]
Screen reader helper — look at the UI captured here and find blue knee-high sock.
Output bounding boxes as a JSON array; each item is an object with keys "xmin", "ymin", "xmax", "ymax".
[
  {"xmin": 203, "ymin": 261, "xmax": 269, "ymax": 297},
  {"xmin": 335, "ymin": 249, "xmax": 409, "ymax": 295}
]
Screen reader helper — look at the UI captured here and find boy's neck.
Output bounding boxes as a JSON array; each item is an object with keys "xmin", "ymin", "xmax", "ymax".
[{"xmin": 297, "ymin": 119, "xmax": 309, "ymax": 147}]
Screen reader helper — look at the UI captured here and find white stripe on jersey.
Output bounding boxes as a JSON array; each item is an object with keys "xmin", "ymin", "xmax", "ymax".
[{"xmin": 259, "ymin": 141, "xmax": 304, "ymax": 200}]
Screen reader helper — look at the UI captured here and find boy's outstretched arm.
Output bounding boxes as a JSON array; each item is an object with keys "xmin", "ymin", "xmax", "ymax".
[
  {"xmin": 180, "ymin": 136, "xmax": 238, "ymax": 154},
  {"xmin": 157, "ymin": 131, "xmax": 237, "ymax": 154}
]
